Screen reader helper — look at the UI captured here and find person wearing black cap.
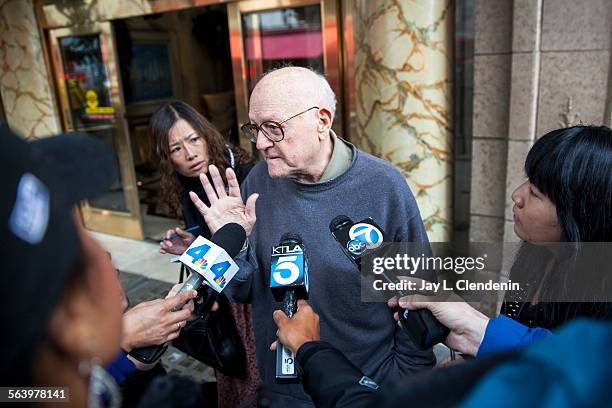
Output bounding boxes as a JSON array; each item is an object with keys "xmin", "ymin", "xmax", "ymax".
[{"xmin": 0, "ymin": 126, "xmax": 198, "ymax": 407}]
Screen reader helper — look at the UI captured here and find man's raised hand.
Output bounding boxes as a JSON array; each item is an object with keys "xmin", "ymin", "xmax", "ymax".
[{"xmin": 189, "ymin": 165, "xmax": 258, "ymax": 236}]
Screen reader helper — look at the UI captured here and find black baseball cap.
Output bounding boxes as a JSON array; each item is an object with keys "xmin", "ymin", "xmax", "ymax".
[{"xmin": 0, "ymin": 125, "xmax": 118, "ymax": 384}]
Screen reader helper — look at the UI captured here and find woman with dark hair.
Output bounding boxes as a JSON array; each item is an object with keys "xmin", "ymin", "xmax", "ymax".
[
  {"xmin": 151, "ymin": 100, "xmax": 254, "ymax": 247},
  {"xmin": 149, "ymin": 101, "xmax": 260, "ymax": 407},
  {"xmin": 396, "ymin": 125, "xmax": 612, "ymax": 357}
]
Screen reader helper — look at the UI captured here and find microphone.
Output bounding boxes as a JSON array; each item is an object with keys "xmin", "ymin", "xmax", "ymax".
[
  {"xmin": 329, "ymin": 215, "xmax": 449, "ymax": 350},
  {"xmin": 129, "ymin": 223, "xmax": 246, "ymax": 364},
  {"xmin": 270, "ymin": 233, "xmax": 309, "ymax": 383}
]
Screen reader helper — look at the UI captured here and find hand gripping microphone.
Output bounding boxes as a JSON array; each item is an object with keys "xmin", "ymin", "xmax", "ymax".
[
  {"xmin": 329, "ymin": 215, "xmax": 449, "ymax": 350},
  {"xmin": 129, "ymin": 223, "xmax": 246, "ymax": 364},
  {"xmin": 270, "ymin": 233, "xmax": 309, "ymax": 383}
]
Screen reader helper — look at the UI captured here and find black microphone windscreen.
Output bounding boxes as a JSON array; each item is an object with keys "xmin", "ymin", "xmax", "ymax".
[
  {"xmin": 279, "ymin": 232, "xmax": 302, "ymax": 245},
  {"xmin": 210, "ymin": 223, "xmax": 246, "ymax": 258},
  {"xmin": 329, "ymin": 215, "xmax": 352, "ymax": 232}
]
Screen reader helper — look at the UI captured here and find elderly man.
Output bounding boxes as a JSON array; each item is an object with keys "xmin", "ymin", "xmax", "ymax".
[{"xmin": 190, "ymin": 67, "xmax": 434, "ymax": 406}]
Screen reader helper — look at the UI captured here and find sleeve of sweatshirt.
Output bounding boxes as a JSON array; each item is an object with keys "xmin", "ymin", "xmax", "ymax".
[
  {"xmin": 477, "ymin": 315, "xmax": 553, "ymax": 357},
  {"xmin": 389, "ymin": 211, "xmax": 436, "ymax": 374},
  {"xmin": 224, "ymin": 242, "xmax": 257, "ymax": 303},
  {"xmin": 224, "ymin": 176, "xmax": 259, "ymax": 303}
]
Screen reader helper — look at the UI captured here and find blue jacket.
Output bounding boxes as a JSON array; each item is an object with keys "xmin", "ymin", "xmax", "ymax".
[
  {"xmin": 107, "ymin": 351, "xmax": 136, "ymax": 385},
  {"xmin": 477, "ymin": 314, "xmax": 552, "ymax": 357},
  {"xmin": 462, "ymin": 319, "xmax": 612, "ymax": 407}
]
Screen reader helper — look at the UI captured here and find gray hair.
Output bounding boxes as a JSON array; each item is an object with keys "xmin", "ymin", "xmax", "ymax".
[{"xmin": 258, "ymin": 66, "xmax": 337, "ymax": 118}]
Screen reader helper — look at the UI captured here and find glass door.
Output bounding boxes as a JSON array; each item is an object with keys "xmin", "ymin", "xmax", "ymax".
[
  {"xmin": 228, "ymin": 0, "xmax": 343, "ymax": 151},
  {"xmin": 49, "ymin": 22, "xmax": 144, "ymax": 240}
]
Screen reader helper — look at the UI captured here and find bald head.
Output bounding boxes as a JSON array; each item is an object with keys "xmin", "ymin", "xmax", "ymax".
[
  {"xmin": 247, "ymin": 67, "xmax": 336, "ymax": 183},
  {"xmin": 250, "ymin": 67, "xmax": 336, "ymax": 120}
]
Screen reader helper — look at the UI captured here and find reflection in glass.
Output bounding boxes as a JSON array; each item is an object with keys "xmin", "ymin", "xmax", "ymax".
[
  {"xmin": 58, "ymin": 34, "xmax": 129, "ymax": 213},
  {"xmin": 84, "ymin": 128, "xmax": 129, "ymax": 213},
  {"xmin": 59, "ymin": 34, "xmax": 115, "ymax": 128},
  {"xmin": 242, "ymin": 5, "xmax": 323, "ymax": 92},
  {"xmin": 126, "ymin": 43, "xmax": 173, "ymax": 103}
]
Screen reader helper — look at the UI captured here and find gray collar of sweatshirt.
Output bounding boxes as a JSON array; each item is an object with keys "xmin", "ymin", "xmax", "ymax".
[{"xmin": 318, "ymin": 130, "xmax": 353, "ymax": 182}]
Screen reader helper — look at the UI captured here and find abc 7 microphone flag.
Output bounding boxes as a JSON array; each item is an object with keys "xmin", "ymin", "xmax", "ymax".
[
  {"xmin": 179, "ymin": 236, "xmax": 239, "ymax": 292},
  {"xmin": 348, "ymin": 222, "xmax": 384, "ymax": 254}
]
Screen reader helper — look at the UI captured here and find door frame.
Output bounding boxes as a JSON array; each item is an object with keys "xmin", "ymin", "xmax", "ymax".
[
  {"xmin": 227, "ymin": 0, "xmax": 344, "ymax": 151},
  {"xmin": 48, "ymin": 22, "xmax": 144, "ymax": 240}
]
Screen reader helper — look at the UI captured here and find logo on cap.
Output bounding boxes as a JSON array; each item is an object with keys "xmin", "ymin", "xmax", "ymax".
[{"xmin": 9, "ymin": 173, "xmax": 50, "ymax": 245}]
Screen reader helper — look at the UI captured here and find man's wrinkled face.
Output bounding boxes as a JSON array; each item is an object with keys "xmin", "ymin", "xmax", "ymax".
[{"xmin": 249, "ymin": 76, "xmax": 322, "ymax": 180}]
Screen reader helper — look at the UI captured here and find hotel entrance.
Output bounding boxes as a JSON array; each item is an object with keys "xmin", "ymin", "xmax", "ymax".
[{"xmin": 44, "ymin": 0, "xmax": 345, "ymax": 240}]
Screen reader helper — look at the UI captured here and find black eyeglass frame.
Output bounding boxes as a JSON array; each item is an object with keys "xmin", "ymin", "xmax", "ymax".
[{"xmin": 240, "ymin": 106, "xmax": 319, "ymax": 143}]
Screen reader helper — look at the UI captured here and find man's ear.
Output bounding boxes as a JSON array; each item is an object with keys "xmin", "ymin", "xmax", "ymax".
[
  {"xmin": 316, "ymin": 108, "xmax": 333, "ymax": 136},
  {"xmin": 47, "ymin": 290, "xmax": 97, "ymax": 361}
]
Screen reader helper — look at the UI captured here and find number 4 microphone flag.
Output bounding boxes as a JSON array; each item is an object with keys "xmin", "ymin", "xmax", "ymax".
[{"xmin": 179, "ymin": 236, "xmax": 240, "ymax": 292}]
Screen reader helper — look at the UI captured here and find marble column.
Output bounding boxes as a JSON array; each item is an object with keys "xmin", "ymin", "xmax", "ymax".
[
  {"xmin": 353, "ymin": 0, "xmax": 454, "ymax": 241},
  {"xmin": 0, "ymin": 0, "xmax": 60, "ymax": 139}
]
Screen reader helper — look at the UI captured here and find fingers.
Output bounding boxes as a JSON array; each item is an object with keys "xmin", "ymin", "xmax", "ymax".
[
  {"xmin": 296, "ymin": 300, "xmax": 316, "ymax": 318},
  {"xmin": 166, "ymin": 307, "xmax": 193, "ymax": 325},
  {"xmin": 387, "ymin": 296, "xmax": 398, "ymax": 309},
  {"xmin": 165, "ymin": 229, "xmax": 174, "ymax": 240},
  {"xmin": 160, "ymin": 230, "xmax": 173, "ymax": 253},
  {"xmin": 209, "ymin": 165, "xmax": 227, "ymax": 199},
  {"xmin": 189, "ymin": 191, "xmax": 210, "ymax": 216},
  {"xmin": 200, "ymin": 171, "xmax": 219, "ymax": 204},
  {"xmin": 166, "ymin": 330, "xmax": 181, "ymax": 342},
  {"xmin": 163, "ymin": 289, "xmax": 198, "ymax": 311},
  {"xmin": 398, "ymin": 295, "xmax": 432, "ymax": 311},
  {"xmin": 174, "ymin": 227, "xmax": 193, "ymax": 239},
  {"xmin": 166, "ymin": 283, "xmax": 182, "ymax": 299},
  {"xmin": 272, "ymin": 309, "xmax": 289, "ymax": 328},
  {"xmin": 182, "ymin": 299, "xmax": 195, "ymax": 314},
  {"xmin": 211, "ymin": 301, "xmax": 219, "ymax": 312},
  {"xmin": 270, "ymin": 340, "xmax": 277, "ymax": 351},
  {"xmin": 226, "ymin": 167, "xmax": 240, "ymax": 197},
  {"xmin": 160, "ymin": 229, "xmax": 174, "ymax": 250}
]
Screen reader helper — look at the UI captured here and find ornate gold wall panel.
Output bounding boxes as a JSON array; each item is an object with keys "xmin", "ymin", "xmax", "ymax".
[
  {"xmin": 353, "ymin": 0, "xmax": 453, "ymax": 241},
  {"xmin": 0, "ymin": 0, "xmax": 60, "ymax": 138}
]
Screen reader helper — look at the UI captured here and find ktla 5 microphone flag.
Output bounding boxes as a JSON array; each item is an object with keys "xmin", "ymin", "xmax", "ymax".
[{"xmin": 179, "ymin": 236, "xmax": 239, "ymax": 292}]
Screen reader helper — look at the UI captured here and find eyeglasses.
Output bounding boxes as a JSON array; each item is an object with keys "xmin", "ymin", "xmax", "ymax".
[{"xmin": 240, "ymin": 106, "xmax": 319, "ymax": 143}]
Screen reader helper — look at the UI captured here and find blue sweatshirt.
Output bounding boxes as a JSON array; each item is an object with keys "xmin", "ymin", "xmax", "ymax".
[{"xmin": 226, "ymin": 144, "xmax": 435, "ymax": 406}]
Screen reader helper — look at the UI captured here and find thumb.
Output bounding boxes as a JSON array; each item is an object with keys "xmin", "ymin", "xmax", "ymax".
[
  {"xmin": 245, "ymin": 193, "xmax": 259, "ymax": 220},
  {"xmin": 175, "ymin": 227, "xmax": 192, "ymax": 238},
  {"xmin": 400, "ymin": 298, "xmax": 432, "ymax": 311},
  {"xmin": 273, "ymin": 309, "xmax": 289, "ymax": 328}
]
